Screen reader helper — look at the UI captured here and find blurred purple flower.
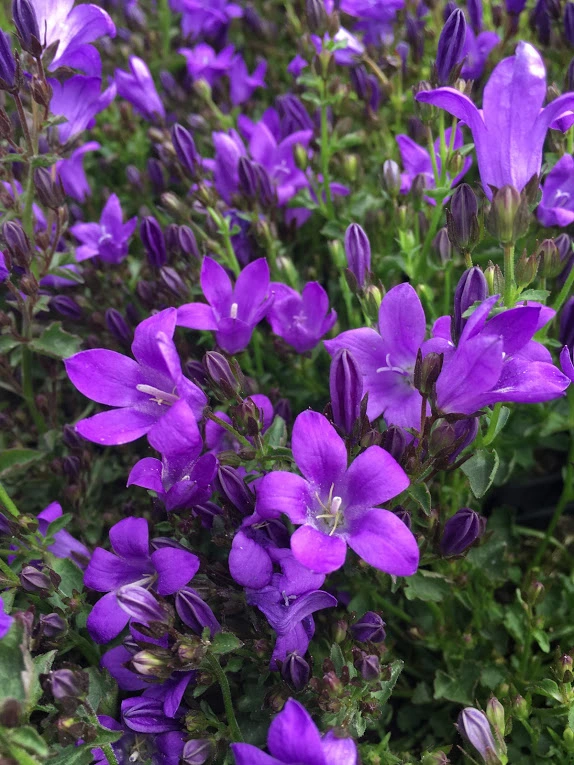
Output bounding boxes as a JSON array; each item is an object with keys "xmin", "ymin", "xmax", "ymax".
[
  {"xmin": 538, "ymin": 154, "xmax": 574, "ymax": 227},
  {"xmin": 57, "ymin": 141, "xmax": 100, "ymax": 202},
  {"xmin": 229, "ymin": 54, "xmax": 267, "ymax": 105},
  {"xmin": 38, "ymin": 501, "xmax": 90, "ymax": 564},
  {"xmin": 49, "ymin": 76, "xmax": 116, "ymax": 143},
  {"xmin": 0, "ymin": 600, "xmax": 13, "ymax": 640},
  {"xmin": 115, "ymin": 56, "xmax": 165, "ymax": 122},
  {"xmin": 71, "ymin": 193, "xmax": 137, "ymax": 264},
  {"xmin": 179, "ymin": 43, "xmax": 234, "ymax": 86}
]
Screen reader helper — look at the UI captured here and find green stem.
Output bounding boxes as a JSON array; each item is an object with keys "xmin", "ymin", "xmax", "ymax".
[
  {"xmin": 158, "ymin": 0, "xmax": 171, "ymax": 60},
  {"xmin": 207, "ymin": 208, "xmax": 240, "ymax": 277},
  {"xmin": 205, "ymin": 653, "xmax": 243, "ymax": 742},
  {"xmin": 84, "ymin": 701, "xmax": 118, "ymax": 765},
  {"xmin": 21, "ymin": 344, "xmax": 46, "ymax": 433},
  {"xmin": 443, "ymin": 259, "xmax": 452, "ymax": 315},
  {"xmin": 437, "ymin": 111, "xmax": 447, "ymax": 185},
  {"xmin": 377, "ymin": 595, "xmax": 413, "ymax": 624},
  {"xmin": 205, "ymin": 410, "xmax": 252, "ymax": 450},
  {"xmin": 12, "ymin": 93, "xmax": 33, "ymax": 156},
  {"xmin": 320, "ymin": 80, "xmax": 334, "ymax": 220},
  {"xmin": 483, "ymin": 402, "xmax": 503, "ymax": 446},
  {"xmin": 426, "ymin": 128, "xmax": 440, "ymax": 188},
  {"xmin": 503, "ymin": 244, "xmax": 516, "ymax": 307},
  {"xmin": 22, "ymin": 164, "xmax": 35, "ymax": 240},
  {"xmin": 0, "ymin": 481, "xmax": 20, "ymax": 518}
]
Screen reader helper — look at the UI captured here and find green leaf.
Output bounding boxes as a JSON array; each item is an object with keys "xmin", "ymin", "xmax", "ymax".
[
  {"xmin": 46, "ymin": 555, "xmax": 83, "ymax": 597},
  {"xmin": 0, "ymin": 623, "xmax": 27, "ymax": 704},
  {"xmin": 210, "ymin": 632, "xmax": 243, "ymax": 655},
  {"xmin": 407, "ymin": 483, "xmax": 432, "ymax": 516},
  {"xmin": 86, "ymin": 667, "xmax": 118, "ymax": 716},
  {"xmin": 47, "ymin": 267, "xmax": 85, "ymax": 285},
  {"xmin": 461, "ymin": 448, "xmax": 500, "ymax": 498},
  {"xmin": 533, "ymin": 628, "xmax": 551, "ymax": 653},
  {"xmin": 568, "ymin": 706, "xmax": 574, "ymax": 730},
  {"xmin": 29, "ymin": 322, "xmax": 82, "ymax": 360},
  {"xmin": 44, "ymin": 514, "xmax": 73, "ymax": 540},
  {"xmin": 263, "ymin": 416, "xmax": 287, "ymax": 449},
  {"xmin": 0, "ymin": 336, "xmax": 20, "ymax": 354},
  {"xmin": 47, "ymin": 744, "xmax": 100, "ymax": 765},
  {"xmin": 330, "ymin": 644, "xmax": 345, "ymax": 675},
  {"xmin": 28, "ymin": 650, "xmax": 57, "ymax": 712},
  {"xmin": 372, "ymin": 660, "xmax": 404, "ymax": 707},
  {"xmin": 518, "ymin": 289, "xmax": 550, "ymax": 302},
  {"xmin": 0, "ymin": 449, "xmax": 45, "ymax": 478},
  {"xmin": 5, "ymin": 726, "xmax": 49, "ymax": 757},
  {"xmin": 485, "ymin": 406, "xmax": 510, "ymax": 443},
  {"xmin": 434, "ymin": 663, "xmax": 481, "ymax": 705},
  {"xmin": 404, "ymin": 571, "xmax": 451, "ymax": 603},
  {"xmin": 532, "ymin": 679, "xmax": 563, "ymax": 702}
]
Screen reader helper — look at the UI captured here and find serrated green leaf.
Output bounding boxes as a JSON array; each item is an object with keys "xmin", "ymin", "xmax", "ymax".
[
  {"xmin": 5, "ymin": 726, "xmax": 49, "ymax": 757},
  {"xmin": 263, "ymin": 416, "xmax": 287, "ymax": 449},
  {"xmin": 46, "ymin": 555, "xmax": 83, "ymax": 597},
  {"xmin": 210, "ymin": 632, "xmax": 243, "ymax": 655},
  {"xmin": 0, "ymin": 449, "xmax": 45, "ymax": 478},
  {"xmin": 404, "ymin": 572, "xmax": 450, "ymax": 602},
  {"xmin": 47, "ymin": 744, "xmax": 99, "ymax": 765},
  {"xmin": 518, "ymin": 289, "xmax": 550, "ymax": 302},
  {"xmin": 434, "ymin": 662, "xmax": 480, "ymax": 705},
  {"xmin": 461, "ymin": 448, "xmax": 500, "ymax": 498},
  {"xmin": 372, "ymin": 660, "xmax": 404, "ymax": 707},
  {"xmin": 408, "ymin": 483, "xmax": 432, "ymax": 516},
  {"xmin": 28, "ymin": 650, "xmax": 57, "ymax": 712},
  {"xmin": 330, "ymin": 643, "xmax": 345, "ymax": 675},
  {"xmin": 532, "ymin": 679, "xmax": 562, "ymax": 701},
  {"xmin": 29, "ymin": 323, "xmax": 82, "ymax": 360}
]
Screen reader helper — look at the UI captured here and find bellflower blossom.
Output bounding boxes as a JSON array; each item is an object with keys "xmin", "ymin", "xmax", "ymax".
[
  {"xmin": 0, "ymin": 600, "xmax": 13, "ymax": 640},
  {"xmin": 115, "ymin": 57, "xmax": 166, "ymax": 122},
  {"xmin": 340, "ymin": 0, "xmax": 404, "ymax": 46},
  {"xmin": 49, "ymin": 76, "xmax": 116, "ymax": 144},
  {"xmin": 537, "ymin": 154, "xmax": 574, "ymax": 227},
  {"xmin": 57, "ymin": 141, "xmax": 100, "ymax": 203},
  {"xmin": 178, "ymin": 44, "xmax": 235, "ymax": 87},
  {"xmin": 65, "ymin": 308, "xmax": 207, "ymax": 446},
  {"xmin": 267, "ymin": 282, "xmax": 337, "ymax": 353},
  {"xmin": 71, "ymin": 194, "xmax": 137, "ymax": 263},
  {"xmin": 37, "ymin": 502, "xmax": 90, "ymax": 564},
  {"xmin": 256, "ymin": 410, "xmax": 417, "ymax": 575},
  {"xmin": 171, "ymin": 0, "xmax": 242, "ymax": 41},
  {"xmin": 232, "ymin": 698, "xmax": 358, "ymax": 765},
  {"xmin": 416, "ymin": 42, "xmax": 574, "ymax": 195},
  {"xmin": 176, "ymin": 257, "xmax": 272, "ymax": 354},
  {"xmin": 30, "ymin": 0, "xmax": 116, "ymax": 74},
  {"xmin": 229, "ymin": 53, "xmax": 267, "ymax": 105},
  {"xmin": 84, "ymin": 517, "xmax": 200, "ymax": 643},
  {"xmin": 397, "ymin": 126, "xmax": 472, "ymax": 202}
]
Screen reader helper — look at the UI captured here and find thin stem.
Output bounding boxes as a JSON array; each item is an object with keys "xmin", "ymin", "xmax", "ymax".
[
  {"xmin": 158, "ymin": 0, "xmax": 171, "ymax": 60},
  {"xmin": 11, "ymin": 93, "xmax": 34, "ymax": 156},
  {"xmin": 503, "ymin": 244, "xmax": 515, "ymax": 307},
  {"xmin": 437, "ymin": 111, "xmax": 447, "ymax": 185},
  {"xmin": 21, "ymin": 344, "xmax": 46, "ymax": 433},
  {"xmin": 426, "ymin": 128, "xmax": 440, "ymax": 188},
  {"xmin": 483, "ymin": 402, "xmax": 503, "ymax": 446},
  {"xmin": 21, "ymin": 165, "xmax": 35, "ymax": 240},
  {"xmin": 205, "ymin": 410, "xmax": 252, "ymax": 450},
  {"xmin": 362, "ymin": 54, "xmax": 390, "ymax": 90},
  {"xmin": 320, "ymin": 80, "xmax": 334, "ymax": 220},
  {"xmin": 0, "ymin": 481, "xmax": 20, "ymax": 518},
  {"xmin": 443, "ymin": 259, "xmax": 452, "ymax": 315},
  {"xmin": 84, "ymin": 701, "xmax": 119, "ymax": 765},
  {"xmin": 204, "ymin": 653, "xmax": 243, "ymax": 742}
]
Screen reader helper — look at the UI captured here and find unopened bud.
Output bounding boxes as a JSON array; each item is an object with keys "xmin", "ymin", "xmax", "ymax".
[
  {"xmin": 140, "ymin": 216, "xmax": 167, "ymax": 267},
  {"xmin": 12, "ymin": 0, "xmax": 42, "ymax": 57},
  {"xmin": 435, "ymin": 9, "xmax": 467, "ymax": 85},
  {"xmin": 351, "ymin": 611, "xmax": 386, "ymax": 643},
  {"xmin": 515, "ymin": 249, "xmax": 539, "ymax": 287},
  {"xmin": 281, "ymin": 652, "xmax": 311, "ymax": 691},
  {"xmin": 203, "ymin": 352, "xmax": 243, "ymax": 399},
  {"xmin": 413, "ymin": 350, "xmax": 443, "ymax": 398},
  {"xmin": 446, "ymin": 183, "xmax": 480, "ymax": 252},
  {"xmin": 2, "ymin": 220, "xmax": 32, "ymax": 266},
  {"xmin": 432, "ymin": 227, "xmax": 452, "ymax": 264},
  {"xmin": 486, "ymin": 184, "xmax": 529, "ymax": 244},
  {"xmin": 382, "ymin": 159, "xmax": 401, "ymax": 196},
  {"xmin": 329, "ymin": 349, "xmax": 363, "ymax": 435},
  {"xmin": 454, "ymin": 267, "xmax": 488, "ymax": 340},
  {"xmin": 306, "ymin": 0, "xmax": 328, "ymax": 34},
  {"xmin": 354, "ymin": 652, "xmax": 380, "ymax": 680},
  {"xmin": 34, "ymin": 167, "xmax": 66, "ymax": 209},
  {"xmin": 182, "ymin": 739, "xmax": 212, "ymax": 765},
  {"xmin": 537, "ymin": 238, "xmax": 562, "ymax": 278}
]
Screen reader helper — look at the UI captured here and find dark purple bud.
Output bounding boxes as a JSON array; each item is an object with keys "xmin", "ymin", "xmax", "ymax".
[
  {"xmin": 62, "ymin": 455, "xmax": 81, "ymax": 480},
  {"xmin": 0, "ymin": 512, "xmax": 12, "ymax": 535},
  {"xmin": 354, "ymin": 652, "xmax": 380, "ymax": 680},
  {"xmin": 280, "ymin": 652, "xmax": 311, "ymax": 691},
  {"xmin": 62, "ymin": 423, "xmax": 82, "ymax": 449},
  {"xmin": 116, "ymin": 585, "xmax": 168, "ymax": 625},
  {"xmin": 254, "ymin": 163, "xmax": 276, "ymax": 208},
  {"xmin": 0, "ymin": 30, "xmax": 17, "ymax": 91},
  {"xmin": 436, "ymin": 9, "xmax": 467, "ymax": 85},
  {"xmin": 560, "ymin": 296, "xmax": 574, "ymax": 353},
  {"xmin": 185, "ymin": 359, "xmax": 207, "ymax": 387},
  {"xmin": 432, "ymin": 227, "xmax": 452, "ymax": 264},
  {"xmin": 204, "ymin": 351, "xmax": 243, "ymax": 398},
  {"xmin": 165, "ymin": 223, "xmax": 180, "ymax": 254},
  {"xmin": 454, "ymin": 267, "xmax": 488, "ymax": 341},
  {"xmin": 182, "ymin": 740, "xmax": 213, "ymax": 765},
  {"xmin": 217, "ymin": 466, "xmax": 254, "ymax": 514},
  {"xmin": 446, "ymin": 183, "xmax": 479, "ymax": 252},
  {"xmin": 329, "ymin": 349, "xmax": 363, "ymax": 435},
  {"xmin": 440, "ymin": 507, "xmax": 486, "ymax": 555},
  {"xmin": 443, "ymin": 0, "xmax": 458, "ymax": 22},
  {"xmin": 382, "ymin": 159, "xmax": 401, "ymax": 196},
  {"xmin": 126, "ymin": 165, "xmax": 141, "ymax": 187},
  {"xmin": 38, "ymin": 612, "xmax": 67, "ymax": 638},
  {"xmin": 368, "ymin": 74, "xmax": 382, "ymax": 111},
  {"xmin": 457, "ymin": 708, "xmax": 498, "ymax": 761},
  {"xmin": 193, "ymin": 501, "xmax": 223, "ymax": 527},
  {"xmin": 344, "ymin": 223, "xmax": 371, "ymax": 288},
  {"xmin": 179, "ymin": 225, "xmax": 199, "ymax": 258},
  {"xmin": 567, "ymin": 57, "xmax": 574, "ymax": 91},
  {"xmin": 12, "ymin": 0, "xmax": 41, "ymax": 56},
  {"xmin": 566, "ymin": 3, "xmax": 574, "ymax": 44},
  {"xmin": 159, "ymin": 70, "xmax": 177, "ymax": 97},
  {"xmin": 350, "ymin": 65, "xmax": 370, "ymax": 101},
  {"xmin": 175, "ymin": 586, "xmax": 221, "ymax": 637},
  {"xmin": 406, "ymin": 14, "xmax": 425, "ymax": 62},
  {"xmin": 394, "ymin": 506, "xmax": 412, "ymax": 529},
  {"xmin": 306, "ymin": 0, "xmax": 328, "ymax": 33},
  {"xmin": 276, "ymin": 94, "xmax": 314, "ymax": 136},
  {"xmin": 172, "ymin": 123, "xmax": 199, "ymax": 177},
  {"xmin": 350, "ymin": 612, "xmax": 386, "ymax": 643},
  {"xmin": 121, "ymin": 697, "xmax": 181, "ymax": 734},
  {"xmin": 2, "ymin": 220, "xmax": 31, "ymax": 266},
  {"xmin": 413, "ymin": 350, "xmax": 443, "ymax": 398},
  {"xmin": 47, "ymin": 669, "xmax": 88, "ymax": 701},
  {"xmin": 467, "ymin": 0, "xmax": 483, "ymax": 32},
  {"xmin": 274, "ymin": 397, "xmax": 292, "ymax": 424},
  {"xmin": 147, "ymin": 158, "xmax": 165, "ymax": 196},
  {"xmin": 49, "ymin": 295, "xmax": 82, "ymax": 320},
  {"xmin": 34, "ymin": 167, "xmax": 66, "ymax": 209},
  {"xmin": 160, "ymin": 266, "xmax": 188, "ymax": 298},
  {"xmin": 105, "ymin": 308, "xmax": 133, "ymax": 348},
  {"xmin": 506, "ymin": 0, "xmax": 527, "ymax": 12},
  {"xmin": 140, "ymin": 216, "xmax": 167, "ymax": 268},
  {"xmin": 381, "ymin": 426, "xmax": 407, "ymax": 462},
  {"xmin": 555, "ymin": 233, "xmax": 572, "ymax": 263},
  {"xmin": 20, "ymin": 565, "xmax": 52, "ymax": 593},
  {"xmin": 238, "ymin": 156, "xmax": 258, "ymax": 200}
]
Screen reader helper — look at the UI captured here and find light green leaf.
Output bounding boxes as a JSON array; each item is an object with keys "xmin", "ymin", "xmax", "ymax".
[
  {"xmin": 0, "ymin": 623, "xmax": 27, "ymax": 704},
  {"xmin": 0, "ymin": 449, "xmax": 45, "ymax": 478},
  {"xmin": 210, "ymin": 632, "xmax": 243, "ymax": 656},
  {"xmin": 405, "ymin": 572, "xmax": 450, "ymax": 602},
  {"xmin": 461, "ymin": 448, "xmax": 500, "ymax": 498}
]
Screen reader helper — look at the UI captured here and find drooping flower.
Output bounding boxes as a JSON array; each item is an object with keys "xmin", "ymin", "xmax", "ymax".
[
  {"xmin": 538, "ymin": 154, "xmax": 574, "ymax": 227},
  {"xmin": 29, "ymin": 0, "xmax": 116, "ymax": 74},
  {"xmin": 71, "ymin": 194, "xmax": 137, "ymax": 264},
  {"xmin": 65, "ymin": 308, "xmax": 207, "ymax": 446},
  {"xmin": 176, "ymin": 257, "xmax": 272, "ymax": 354},
  {"xmin": 267, "ymin": 282, "xmax": 337, "ymax": 353},
  {"xmin": 256, "ymin": 410, "xmax": 416, "ymax": 575},
  {"xmin": 115, "ymin": 57, "xmax": 166, "ymax": 122},
  {"xmin": 231, "ymin": 698, "xmax": 358, "ymax": 765},
  {"xmin": 84, "ymin": 517, "xmax": 200, "ymax": 643},
  {"xmin": 415, "ymin": 42, "xmax": 574, "ymax": 195},
  {"xmin": 49, "ymin": 76, "xmax": 116, "ymax": 144}
]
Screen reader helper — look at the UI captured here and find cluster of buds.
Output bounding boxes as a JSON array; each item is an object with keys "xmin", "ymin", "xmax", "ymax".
[{"xmin": 485, "ymin": 178, "xmax": 538, "ymax": 245}]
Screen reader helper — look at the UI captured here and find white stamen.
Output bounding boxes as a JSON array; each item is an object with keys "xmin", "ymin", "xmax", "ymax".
[
  {"xmin": 230, "ymin": 302, "xmax": 238, "ymax": 319},
  {"xmin": 135, "ymin": 384, "xmax": 179, "ymax": 406}
]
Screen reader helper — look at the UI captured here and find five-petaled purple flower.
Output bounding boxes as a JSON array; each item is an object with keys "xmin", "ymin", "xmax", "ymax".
[
  {"xmin": 65, "ymin": 308, "xmax": 207, "ymax": 445},
  {"xmin": 176, "ymin": 257, "xmax": 272, "ymax": 354},
  {"xmin": 49, "ymin": 76, "xmax": 116, "ymax": 144},
  {"xmin": 231, "ymin": 698, "xmax": 358, "ymax": 765},
  {"xmin": 115, "ymin": 56, "xmax": 166, "ymax": 122},
  {"xmin": 267, "ymin": 282, "xmax": 337, "ymax": 353},
  {"xmin": 71, "ymin": 194, "xmax": 137, "ymax": 264},
  {"xmin": 256, "ymin": 410, "xmax": 417, "ymax": 575}
]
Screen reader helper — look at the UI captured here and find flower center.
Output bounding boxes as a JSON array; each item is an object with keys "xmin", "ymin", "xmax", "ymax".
[
  {"xmin": 376, "ymin": 352, "xmax": 411, "ymax": 377},
  {"xmin": 230, "ymin": 302, "xmax": 238, "ymax": 319},
  {"xmin": 314, "ymin": 483, "xmax": 344, "ymax": 536},
  {"xmin": 135, "ymin": 384, "xmax": 179, "ymax": 406}
]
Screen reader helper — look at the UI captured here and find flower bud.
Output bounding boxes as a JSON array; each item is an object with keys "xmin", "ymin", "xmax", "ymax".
[
  {"xmin": 435, "ymin": 9, "xmax": 467, "ymax": 85},
  {"xmin": 344, "ymin": 223, "xmax": 371, "ymax": 289},
  {"xmin": 49, "ymin": 295, "xmax": 82, "ymax": 320},
  {"xmin": 560, "ymin": 296, "xmax": 574, "ymax": 352},
  {"xmin": 140, "ymin": 216, "xmax": 167, "ymax": 268},
  {"xmin": 440, "ymin": 507, "xmax": 486, "ymax": 555},
  {"xmin": 515, "ymin": 249, "xmax": 539, "ymax": 288},
  {"xmin": 255, "ymin": 164, "xmax": 277, "ymax": 208},
  {"xmin": 446, "ymin": 183, "xmax": 479, "ymax": 252},
  {"xmin": 432, "ymin": 227, "xmax": 452, "ymax": 264},
  {"xmin": 486, "ymin": 184, "xmax": 529, "ymax": 245},
  {"xmin": 0, "ymin": 30, "xmax": 17, "ymax": 91},
  {"xmin": 306, "ymin": 0, "xmax": 328, "ymax": 34},
  {"xmin": 382, "ymin": 159, "xmax": 401, "ymax": 196},
  {"xmin": 172, "ymin": 123, "xmax": 199, "ymax": 177},
  {"xmin": 2, "ymin": 220, "xmax": 32, "ymax": 266},
  {"xmin": 537, "ymin": 238, "xmax": 562, "ymax": 278},
  {"xmin": 45, "ymin": 669, "xmax": 88, "ymax": 702},
  {"xmin": 454, "ymin": 267, "xmax": 488, "ymax": 341},
  {"xmin": 116, "ymin": 585, "xmax": 168, "ymax": 625},
  {"xmin": 486, "ymin": 697, "xmax": 505, "ymax": 735},
  {"xmin": 39, "ymin": 612, "xmax": 67, "ymax": 638},
  {"xmin": 238, "ymin": 156, "xmax": 259, "ymax": 201},
  {"xmin": 457, "ymin": 708, "xmax": 499, "ymax": 763},
  {"xmin": 34, "ymin": 168, "xmax": 66, "ymax": 209},
  {"xmin": 179, "ymin": 225, "xmax": 199, "ymax": 259},
  {"xmin": 395, "ymin": 506, "xmax": 412, "ymax": 529},
  {"xmin": 381, "ymin": 426, "xmax": 407, "ymax": 462},
  {"xmin": 204, "ymin": 352, "xmax": 244, "ymax": 400},
  {"xmin": 511, "ymin": 694, "xmax": 529, "ymax": 719},
  {"xmin": 175, "ymin": 586, "xmax": 221, "ymax": 637},
  {"xmin": 558, "ymin": 654, "xmax": 574, "ymax": 682},
  {"xmin": 130, "ymin": 649, "xmax": 172, "ymax": 678},
  {"xmin": 121, "ymin": 697, "xmax": 180, "ymax": 734},
  {"xmin": 105, "ymin": 308, "xmax": 133, "ymax": 348},
  {"xmin": 350, "ymin": 65, "xmax": 370, "ymax": 101},
  {"xmin": 12, "ymin": 0, "xmax": 42, "ymax": 57},
  {"xmin": 160, "ymin": 266, "xmax": 188, "ymax": 298},
  {"xmin": 350, "ymin": 612, "xmax": 386, "ymax": 643},
  {"xmin": 413, "ymin": 350, "xmax": 443, "ymax": 399},
  {"xmin": 329, "ymin": 349, "xmax": 363, "ymax": 435},
  {"xmin": 217, "ymin": 465, "xmax": 254, "ymax": 515},
  {"xmin": 281, "ymin": 652, "xmax": 311, "ymax": 691},
  {"xmin": 182, "ymin": 740, "xmax": 212, "ymax": 765},
  {"xmin": 20, "ymin": 565, "xmax": 52, "ymax": 593},
  {"xmin": 467, "ymin": 0, "xmax": 483, "ymax": 32},
  {"xmin": 354, "ymin": 652, "xmax": 380, "ymax": 680},
  {"xmin": 421, "ymin": 752, "xmax": 450, "ymax": 765}
]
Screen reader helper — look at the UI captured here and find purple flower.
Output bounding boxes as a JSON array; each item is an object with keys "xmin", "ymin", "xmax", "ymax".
[
  {"xmin": 172, "ymin": 0, "xmax": 242, "ymax": 40},
  {"xmin": 460, "ymin": 28, "xmax": 500, "ymax": 81},
  {"xmin": 397, "ymin": 126, "xmax": 472, "ymax": 203},
  {"xmin": 49, "ymin": 76, "xmax": 116, "ymax": 144},
  {"xmin": 0, "ymin": 599, "xmax": 13, "ymax": 640},
  {"xmin": 84, "ymin": 516, "xmax": 200, "ymax": 643},
  {"xmin": 30, "ymin": 0, "xmax": 116, "ymax": 74},
  {"xmin": 57, "ymin": 141, "xmax": 100, "ymax": 202},
  {"xmin": 178, "ymin": 44, "xmax": 234, "ymax": 87},
  {"xmin": 457, "ymin": 708, "xmax": 499, "ymax": 762},
  {"xmin": 311, "ymin": 27, "xmax": 365, "ymax": 66},
  {"xmin": 231, "ymin": 698, "xmax": 358, "ymax": 765},
  {"xmin": 176, "ymin": 257, "xmax": 272, "ymax": 355},
  {"xmin": 38, "ymin": 501, "xmax": 90, "ymax": 564},
  {"xmin": 341, "ymin": 0, "xmax": 404, "ymax": 46},
  {"xmin": 115, "ymin": 57, "xmax": 165, "ymax": 122},
  {"xmin": 440, "ymin": 507, "xmax": 486, "ymax": 555},
  {"xmin": 267, "ymin": 282, "xmax": 337, "ymax": 353},
  {"xmin": 91, "ymin": 716, "xmax": 130, "ymax": 765},
  {"xmin": 256, "ymin": 410, "xmax": 416, "ymax": 575},
  {"xmin": 560, "ymin": 345, "xmax": 574, "ymax": 382},
  {"xmin": 416, "ymin": 42, "xmax": 574, "ymax": 195},
  {"xmin": 325, "ymin": 283, "xmax": 428, "ymax": 429},
  {"xmin": 121, "ymin": 692, "xmax": 183, "ymax": 734},
  {"xmin": 65, "ymin": 307, "xmax": 207, "ymax": 446},
  {"xmin": 71, "ymin": 194, "xmax": 137, "ymax": 264},
  {"xmin": 287, "ymin": 54, "xmax": 308, "ymax": 78},
  {"xmin": 538, "ymin": 154, "xmax": 574, "ymax": 227},
  {"xmin": 229, "ymin": 54, "xmax": 267, "ymax": 105}
]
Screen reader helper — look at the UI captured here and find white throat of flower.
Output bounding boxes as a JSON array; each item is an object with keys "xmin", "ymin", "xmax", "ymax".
[{"xmin": 315, "ymin": 483, "xmax": 344, "ymax": 536}]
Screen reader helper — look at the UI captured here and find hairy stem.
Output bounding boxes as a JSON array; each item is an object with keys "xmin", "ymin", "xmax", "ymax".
[
  {"xmin": 0, "ymin": 481, "xmax": 20, "ymax": 519},
  {"xmin": 205, "ymin": 653, "xmax": 243, "ymax": 742}
]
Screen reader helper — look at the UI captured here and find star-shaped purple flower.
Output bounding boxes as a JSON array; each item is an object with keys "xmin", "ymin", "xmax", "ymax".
[
  {"xmin": 538, "ymin": 154, "xmax": 574, "ymax": 227},
  {"xmin": 115, "ymin": 57, "xmax": 166, "ymax": 123},
  {"xmin": 71, "ymin": 194, "xmax": 137, "ymax": 264},
  {"xmin": 268, "ymin": 282, "xmax": 337, "ymax": 354}
]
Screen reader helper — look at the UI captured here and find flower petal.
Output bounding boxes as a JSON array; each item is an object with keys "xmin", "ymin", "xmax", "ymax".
[
  {"xmin": 229, "ymin": 530, "xmax": 273, "ymax": 588},
  {"xmin": 348, "ymin": 508, "xmax": 419, "ymax": 575},
  {"xmin": 152, "ymin": 547, "xmax": 200, "ymax": 595},
  {"xmin": 255, "ymin": 471, "xmax": 311, "ymax": 524},
  {"xmin": 110, "ymin": 517, "xmax": 150, "ymax": 561},
  {"xmin": 176, "ymin": 302, "xmax": 218, "ymax": 330},
  {"xmin": 342, "ymin": 446, "xmax": 409, "ymax": 509},
  {"xmin": 86, "ymin": 591, "xmax": 130, "ymax": 644},
  {"xmin": 231, "ymin": 745, "xmax": 282, "ymax": 765},
  {"xmin": 321, "ymin": 731, "xmax": 358, "ymax": 765},
  {"xmin": 127, "ymin": 458, "xmax": 164, "ymax": 493},
  {"xmin": 65, "ymin": 350, "xmax": 143, "ymax": 406},
  {"xmin": 291, "ymin": 525, "xmax": 347, "ymax": 574},
  {"xmin": 291, "ymin": 411, "xmax": 347, "ymax": 490},
  {"xmin": 378, "ymin": 283, "xmax": 426, "ymax": 367},
  {"xmin": 131, "ymin": 308, "xmax": 177, "ymax": 371},
  {"xmin": 201, "ymin": 257, "xmax": 232, "ymax": 315},
  {"xmin": 146, "ymin": 398, "xmax": 202, "ymax": 457},
  {"xmin": 75, "ymin": 408, "xmax": 157, "ymax": 445},
  {"xmin": 267, "ymin": 698, "xmax": 325, "ymax": 765},
  {"xmin": 84, "ymin": 548, "xmax": 147, "ymax": 592}
]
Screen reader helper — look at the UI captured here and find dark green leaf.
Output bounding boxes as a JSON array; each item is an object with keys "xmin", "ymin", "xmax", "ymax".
[
  {"xmin": 404, "ymin": 572, "xmax": 450, "ymax": 603},
  {"xmin": 5, "ymin": 726, "xmax": 49, "ymax": 757},
  {"xmin": 47, "ymin": 555, "xmax": 83, "ymax": 597},
  {"xmin": 263, "ymin": 416, "xmax": 287, "ymax": 449},
  {"xmin": 407, "ymin": 483, "xmax": 432, "ymax": 516},
  {"xmin": 330, "ymin": 644, "xmax": 345, "ymax": 675},
  {"xmin": 28, "ymin": 650, "xmax": 57, "ymax": 712},
  {"xmin": 461, "ymin": 449, "xmax": 500, "ymax": 498},
  {"xmin": 29, "ymin": 323, "xmax": 82, "ymax": 360},
  {"xmin": 0, "ymin": 623, "xmax": 27, "ymax": 704},
  {"xmin": 210, "ymin": 632, "xmax": 243, "ymax": 655},
  {"xmin": 0, "ymin": 449, "xmax": 45, "ymax": 478},
  {"xmin": 372, "ymin": 660, "xmax": 404, "ymax": 707}
]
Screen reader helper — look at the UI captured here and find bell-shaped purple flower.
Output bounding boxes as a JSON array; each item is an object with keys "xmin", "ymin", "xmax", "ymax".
[
  {"xmin": 457, "ymin": 708, "xmax": 499, "ymax": 762},
  {"xmin": 440, "ymin": 507, "xmax": 486, "ymax": 555},
  {"xmin": 267, "ymin": 281, "xmax": 336, "ymax": 354},
  {"xmin": 71, "ymin": 194, "xmax": 137, "ymax": 264},
  {"xmin": 49, "ymin": 75, "xmax": 116, "ymax": 144},
  {"xmin": 115, "ymin": 57, "xmax": 165, "ymax": 122},
  {"xmin": 538, "ymin": 154, "xmax": 574, "ymax": 227},
  {"xmin": 175, "ymin": 587, "xmax": 221, "ymax": 637},
  {"xmin": 177, "ymin": 257, "xmax": 272, "ymax": 354},
  {"xmin": 229, "ymin": 53, "xmax": 267, "ymax": 105}
]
